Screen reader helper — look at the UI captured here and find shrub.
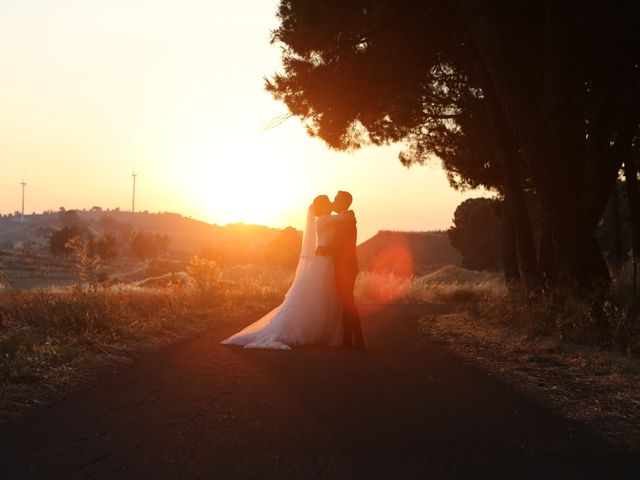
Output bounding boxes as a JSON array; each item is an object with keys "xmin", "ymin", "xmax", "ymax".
[
  {"xmin": 470, "ymin": 269, "xmax": 640, "ymax": 353},
  {"xmin": 187, "ymin": 256, "xmax": 223, "ymax": 301},
  {"xmin": 65, "ymin": 236, "xmax": 101, "ymax": 286}
]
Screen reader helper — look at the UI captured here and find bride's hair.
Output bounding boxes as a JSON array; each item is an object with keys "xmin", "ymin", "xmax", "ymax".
[{"xmin": 312, "ymin": 195, "xmax": 331, "ymax": 217}]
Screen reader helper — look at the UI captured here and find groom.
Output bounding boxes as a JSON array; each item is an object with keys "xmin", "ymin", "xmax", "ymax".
[{"xmin": 316, "ymin": 191, "xmax": 365, "ymax": 349}]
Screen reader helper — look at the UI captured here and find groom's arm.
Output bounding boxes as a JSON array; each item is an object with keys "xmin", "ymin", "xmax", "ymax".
[
  {"xmin": 315, "ymin": 216, "xmax": 353, "ymax": 256},
  {"xmin": 315, "ymin": 226, "xmax": 342, "ymax": 256},
  {"xmin": 315, "ymin": 245, "xmax": 330, "ymax": 256}
]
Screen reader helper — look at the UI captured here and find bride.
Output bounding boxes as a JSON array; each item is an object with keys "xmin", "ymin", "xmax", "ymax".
[{"xmin": 221, "ymin": 195, "xmax": 343, "ymax": 349}]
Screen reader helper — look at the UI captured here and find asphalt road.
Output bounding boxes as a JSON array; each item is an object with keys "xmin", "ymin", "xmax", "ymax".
[{"xmin": 1, "ymin": 304, "xmax": 638, "ymax": 479}]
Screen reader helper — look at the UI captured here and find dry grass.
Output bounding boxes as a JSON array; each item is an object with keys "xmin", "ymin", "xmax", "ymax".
[
  {"xmin": 355, "ymin": 265, "xmax": 505, "ymax": 304},
  {"xmin": 0, "ymin": 259, "xmax": 288, "ymax": 421},
  {"xmin": 468, "ymin": 273, "xmax": 640, "ymax": 354},
  {"xmin": 414, "ymin": 268, "xmax": 640, "ymax": 451},
  {"xmin": 0, "ymin": 284, "xmax": 214, "ymax": 418},
  {"xmin": 421, "ymin": 312, "xmax": 640, "ymax": 451},
  {"xmin": 222, "ymin": 264, "xmax": 293, "ymax": 306},
  {"xmin": 4, "ymin": 257, "xmax": 638, "ymax": 448}
]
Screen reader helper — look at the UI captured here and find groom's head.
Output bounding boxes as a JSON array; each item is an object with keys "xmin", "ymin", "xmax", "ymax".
[{"xmin": 332, "ymin": 191, "xmax": 353, "ymax": 213}]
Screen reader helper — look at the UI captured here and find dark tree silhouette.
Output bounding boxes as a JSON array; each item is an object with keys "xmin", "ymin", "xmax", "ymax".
[
  {"xmin": 49, "ymin": 226, "xmax": 85, "ymax": 255},
  {"xmin": 264, "ymin": 227, "xmax": 303, "ymax": 267},
  {"xmin": 58, "ymin": 209, "xmax": 84, "ymax": 229},
  {"xmin": 448, "ymin": 198, "xmax": 502, "ymax": 271},
  {"xmin": 131, "ymin": 232, "xmax": 170, "ymax": 260},
  {"xmin": 267, "ymin": 0, "xmax": 640, "ymax": 292},
  {"xmin": 94, "ymin": 233, "xmax": 119, "ymax": 262}
]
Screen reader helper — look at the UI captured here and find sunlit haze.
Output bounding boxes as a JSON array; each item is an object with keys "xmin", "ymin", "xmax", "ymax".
[{"xmin": 0, "ymin": 0, "xmax": 486, "ymax": 241}]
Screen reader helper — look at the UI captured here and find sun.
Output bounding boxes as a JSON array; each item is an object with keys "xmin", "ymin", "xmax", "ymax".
[{"xmin": 185, "ymin": 141, "xmax": 308, "ymax": 228}]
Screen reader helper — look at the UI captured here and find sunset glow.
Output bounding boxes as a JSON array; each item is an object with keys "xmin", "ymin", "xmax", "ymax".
[{"xmin": 0, "ymin": 0, "xmax": 486, "ymax": 240}]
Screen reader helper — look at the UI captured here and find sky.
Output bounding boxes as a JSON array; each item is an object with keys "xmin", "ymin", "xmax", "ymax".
[{"xmin": 0, "ymin": 0, "xmax": 487, "ymax": 241}]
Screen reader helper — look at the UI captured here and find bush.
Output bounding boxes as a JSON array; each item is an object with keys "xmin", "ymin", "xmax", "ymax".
[
  {"xmin": 187, "ymin": 256, "xmax": 223, "ymax": 301},
  {"xmin": 470, "ymin": 269, "xmax": 640, "ymax": 353}
]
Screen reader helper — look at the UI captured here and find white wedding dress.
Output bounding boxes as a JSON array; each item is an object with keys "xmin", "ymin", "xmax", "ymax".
[{"xmin": 221, "ymin": 206, "xmax": 343, "ymax": 349}]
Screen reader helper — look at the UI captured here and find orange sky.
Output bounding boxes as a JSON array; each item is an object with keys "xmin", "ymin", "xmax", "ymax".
[{"xmin": 0, "ymin": 0, "xmax": 487, "ymax": 241}]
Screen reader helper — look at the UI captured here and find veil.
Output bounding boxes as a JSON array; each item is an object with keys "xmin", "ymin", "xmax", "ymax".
[
  {"xmin": 221, "ymin": 203, "xmax": 342, "ymax": 349},
  {"xmin": 294, "ymin": 204, "xmax": 318, "ymax": 278},
  {"xmin": 221, "ymin": 204, "xmax": 321, "ymax": 349}
]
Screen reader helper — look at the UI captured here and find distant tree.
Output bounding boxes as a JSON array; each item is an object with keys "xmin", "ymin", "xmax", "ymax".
[
  {"xmin": 264, "ymin": 227, "xmax": 303, "ymax": 267},
  {"xmin": 448, "ymin": 198, "xmax": 502, "ymax": 271},
  {"xmin": 131, "ymin": 232, "xmax": 170, "ymax": 260},
  {"xmin": 49, "ymin": 225, "xmax": 85, "ymax": 254},
  {"xmin": 131, "ymin": 232, "xmax": 150, "ymax": 260},
  {"xmin": 59, "ymin": 209, "xmax": 84, "ymax": 228},
  {"xmin": 90, "ymin": 206, "xmax": 103, "ymax": 212},
  {"xmin": 154, "ymin": 234, "xmax": 170, "ymax": 256},
  {"xmin": 94, "ymin": 233, "xmax": 118, "ymax": 262},
  {"xmin": 99, "ymin": 215, "xmax": 119, "ymax": 229}
]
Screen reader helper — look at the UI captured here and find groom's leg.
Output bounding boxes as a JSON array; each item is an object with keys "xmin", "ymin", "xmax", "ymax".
[
  {"xmin": 342, "ymin": 313, "xmax": 353, "ymax": 347},
  {"xmin": 345, "ymin": 276, "xmax": 364, "ymax": 348},
  {"xmin": 338, "ymin": 272, "xmax": 363, "ymax": 348},
  {"xmin": 337, "ymin": 273, "xmax": 354, "ymax": 347}
]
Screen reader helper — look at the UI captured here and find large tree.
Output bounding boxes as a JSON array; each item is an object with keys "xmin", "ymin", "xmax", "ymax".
[{"xmin": 267, "ymin": 0, "xmax": 640, "ymax": 290}]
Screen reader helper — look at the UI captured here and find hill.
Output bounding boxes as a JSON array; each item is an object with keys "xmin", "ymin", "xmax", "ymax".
[
  {"xmin": 0, "ymin": 210, "xmax": 290, "ymax": 264},
  {"xmin": 1, "ymin": 212, "xmax": 461, "ymax": 287},
  {"xmin": 357, "ymin": 230, "xmax": 461, "ymax": 276}
]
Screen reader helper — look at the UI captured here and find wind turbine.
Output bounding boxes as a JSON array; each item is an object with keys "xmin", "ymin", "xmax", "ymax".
[
  {"xmin": 20, "ymin": 179, "xmax": 27, "ymax": 222},
  {"xmin": 131, "ymin": 171, "xmax": 137, "ymax": 213}
]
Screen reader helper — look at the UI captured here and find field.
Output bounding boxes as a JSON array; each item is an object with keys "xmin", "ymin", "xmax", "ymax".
[
  {"xmin": 2, "ymin": 244, "xmax": 639, "ymax": 450},
  {"xmin": 0, "ymin": 249, "xmax": 498, "ymax": 419}
]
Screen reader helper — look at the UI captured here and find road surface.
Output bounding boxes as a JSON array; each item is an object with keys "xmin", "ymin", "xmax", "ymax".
[{"xmin": 0, "ymin": 304, "xmax": 637, "ymax": 479}]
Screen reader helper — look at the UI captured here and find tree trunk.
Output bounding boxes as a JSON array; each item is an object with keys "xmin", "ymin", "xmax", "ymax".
[
  {"xmin": 623, "ymin": 156, "xmax": 640, "ymax": 296},
  {"xmin": 610, "ymin": 184, "xmax": 624, "ymax": 266},
  {"xmin": 538, "ymin": 210, "xmax": 554, "ymax": 285},
  {"xmin": 470, "ymin": 47, "xmax": 538, "ymax": 283},
  {"xmin": 501, "ymin": 196, "xmax": 521, "ymax": 283},
  {"xmin": 460, "ymin": 0, "xmax": 611, "ymax": 289}
]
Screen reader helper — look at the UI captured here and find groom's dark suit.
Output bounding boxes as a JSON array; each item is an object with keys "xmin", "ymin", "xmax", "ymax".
[{"xmin": 323, "ymin": 210, "xmax": 364, "ymax": 348}]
